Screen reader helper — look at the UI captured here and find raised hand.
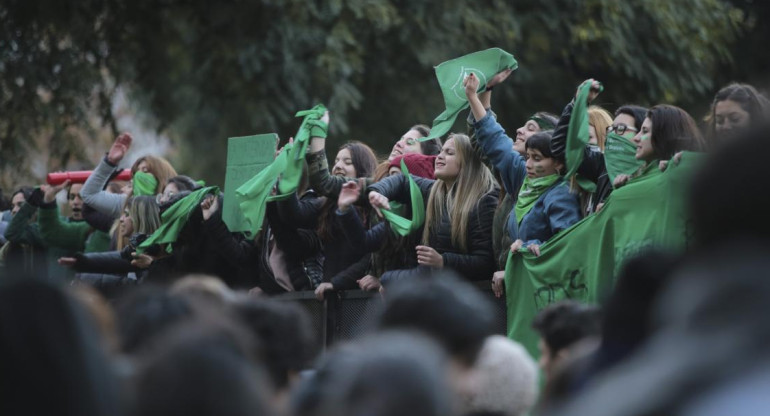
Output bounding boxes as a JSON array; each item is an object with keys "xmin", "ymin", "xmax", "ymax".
[
  {"xmin": 464, "ymin": 72, "xmax": 481, "ymax": 98},
  {"xmin": 107, "ymin": 133, "xmax": 133, "ymax": 165},
  {"xmin": 577, "ymin": 79, "xmax": 603, "ymax": 104},
  {"xmin": 337, "ymin": 181, "xmax": 361, "ymax": 212},
  {"xmin": 368, "ymin": 191, "xmax": 390, "ymax": 218},
  {"xmin": 487, "ymin": 68, "xmax": 513, "ymax": 89},
  {"xmin": 41, "ymin": 180, "xmax": 71, "ymax": 204},
  {"xmin": 200, "ymin": 195, "xmax": 219, "ymax": 221}
]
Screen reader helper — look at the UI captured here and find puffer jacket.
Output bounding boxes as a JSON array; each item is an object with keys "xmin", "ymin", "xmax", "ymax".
[{"xmin": 367, "ymin": 174, "xmax": 498, "ymax": 284}]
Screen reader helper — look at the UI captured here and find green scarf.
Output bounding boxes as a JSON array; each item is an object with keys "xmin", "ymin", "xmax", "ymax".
[
  {"xmin": 138, "ymin": 186, "xmax": 220, "ymax": 253},
  {"xmin": 515, "ymin": 174, "xmax": 560, "ymax": 224},
  {"xmin": 132, "ymin": 171, "xmax": 158, "ymax": 196},
  {"xmin": 235, "ymin": 104, "xmax": 327, "ymax": 238},
  {"xmin": 604, "ymin": 132, "xmax": 644, "ymax": 184},
  {"xmin": 380, "ymin": 160, "xmax": 425, "ymax": 236}
]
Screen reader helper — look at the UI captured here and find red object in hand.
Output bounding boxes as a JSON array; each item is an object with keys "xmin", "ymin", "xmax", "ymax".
[{"xmin": 46, "ymin": 170, "xmax": 132, "ymax": 185}]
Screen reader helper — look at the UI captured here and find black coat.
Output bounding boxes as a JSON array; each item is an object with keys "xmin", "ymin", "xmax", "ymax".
[{"xmin": 368, "ymin": 174, "xmax": 498, "ymax": 284}]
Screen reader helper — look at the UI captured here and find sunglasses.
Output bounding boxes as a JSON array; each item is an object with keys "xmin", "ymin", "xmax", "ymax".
[{"xmin": 606, "ymin": 124, "xmax": 639, "ymax": 135}]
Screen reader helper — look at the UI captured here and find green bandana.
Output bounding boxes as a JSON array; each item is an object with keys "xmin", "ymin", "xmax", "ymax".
[
  {"xmin": 235, "ymin": 104, "xmax": 327, "ymax": 238},
  {"xmin": 132, "ymin": 171, "xmax": 158, "ymax": 196},
  {"xmin": 564, "ymin": 80, "xmax": 603, "ymax": 193},
  {"xmin": 604, "ymin": 132, "xmax": 644, "ymax": 184},
  {"xmin": 138, "ymin": 186, "xmax": 220, "ymax": 253},
  {"xmin": 515, "ymin": 174, "xmax": 560, "ymax": 224},
  {"xmin": 380, "ymin": 160, "xmax": 425, "ymax": 236},
  {"xmin": 528, "ymin": 115, "xmax": 556, "ymax": 131}
]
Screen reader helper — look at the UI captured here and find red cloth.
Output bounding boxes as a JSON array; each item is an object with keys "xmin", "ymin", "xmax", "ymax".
[{"xmin": 389, "ymin": 153, "xmax": 436, "ymax": 180}]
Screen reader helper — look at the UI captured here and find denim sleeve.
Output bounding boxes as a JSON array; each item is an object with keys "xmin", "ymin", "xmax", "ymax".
[{"xmin": 473, "ymin": 112, "xmax": 526, "ymax": 195}]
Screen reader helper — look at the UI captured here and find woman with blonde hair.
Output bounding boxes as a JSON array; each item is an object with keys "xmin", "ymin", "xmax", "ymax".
[
  {"xmin": 588, "ymin": 106, "xmax": 613, "ymax": 151},
  {"xmin": 81, "ymin": 133, "xmax": 177, "ymax": 219},
  {"xmin": 367, "ymin": 133, "xmax": 498, "ymax": 284}
]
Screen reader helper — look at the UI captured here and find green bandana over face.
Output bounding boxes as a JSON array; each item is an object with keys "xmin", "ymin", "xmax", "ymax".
[
  {"xmin": 380, "ymin": 159, "xmax": 425, "ymax": 236},
  {"xmin": 604, "ymin": 132, "xmax": 645, "ymax": 184},
  {"xmin": 132, "ymin": 171, "xmax": 158, "ymax": 196},
  {"xmin": 515, "ymin": 174, "xmax": 560, "ymax": 224}
]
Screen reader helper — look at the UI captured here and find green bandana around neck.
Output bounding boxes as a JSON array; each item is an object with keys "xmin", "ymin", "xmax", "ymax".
[
  {"xmin": 132, "ymin": 171, "xmax": 158, "ymax": 196},
  {"xmin": 528, "ymin": 115, "xmax": 555, "ymax": 131},
  {"xmin": 515, "ymin": 174, "xmax": 560, "ymax": 224},
  {"xmin": 381, "ymin": 159, "xmax": 425, "ymax": 236},
  {"xmin": 604, "ymin": 132, "xmax": 645, "ymax": 184}
]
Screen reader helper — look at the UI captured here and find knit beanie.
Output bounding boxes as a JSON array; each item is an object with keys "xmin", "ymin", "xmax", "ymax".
[{"xmin": 389, "ymin": 153, "xmax": 437, "ymax": 179}]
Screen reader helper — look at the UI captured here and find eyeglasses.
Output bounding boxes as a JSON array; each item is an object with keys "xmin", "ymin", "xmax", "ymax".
[{"xmin": 606, "ymin": 124, "xmax": 639, "ymax": 135}]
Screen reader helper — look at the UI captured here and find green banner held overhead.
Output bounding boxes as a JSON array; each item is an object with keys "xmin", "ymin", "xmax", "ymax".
[
  {"xmin": 422, "ymin": 48, "xmax": 518, "ymax": 141},
  {"xmin": 504, "ymin": 154, "xmax": 701, "ymax": 360},
  {"xmin": 222, "ymin": 134, "xmax": 279, "ymax": 234},
  {"xmin": 380, "ymin": 159, "xmax": 425, "ymax": 236}
]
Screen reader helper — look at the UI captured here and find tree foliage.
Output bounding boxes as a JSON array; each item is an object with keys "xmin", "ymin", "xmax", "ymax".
[{"xmin": 0, "ymin": 0, "xmax": 758, "ymax": 190}]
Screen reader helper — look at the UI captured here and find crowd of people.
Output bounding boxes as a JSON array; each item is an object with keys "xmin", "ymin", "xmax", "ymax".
[{"xmin": 1, "ymin": 70, "xmax": 769, "ymax": 415}]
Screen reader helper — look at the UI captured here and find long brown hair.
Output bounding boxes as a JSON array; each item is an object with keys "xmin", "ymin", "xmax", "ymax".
[
  {"xmin": 317, "ymin": 142, "xmax": 378, "ymax": 242},
  {"xmin": 422, "ymin": 134, "xmax": 496, "ymax": 252}
]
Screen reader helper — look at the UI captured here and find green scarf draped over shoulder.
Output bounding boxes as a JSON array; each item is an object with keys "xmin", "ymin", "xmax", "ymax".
[{"xmin": 514, "ymin": 174, "xmax": 560, "ymax": 224}]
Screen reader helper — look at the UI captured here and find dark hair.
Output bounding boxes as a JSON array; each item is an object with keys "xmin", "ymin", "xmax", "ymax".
[
  {"xmin": 706, "ymin": 83, "xmax": 770, "ymax": 140},
  {"xmin": 115, "ymin": 286, "xmax": 195, "ymax": 354},
  {"xmin": 166, "ymin": 175, "xmax": 200, "ymax": 192},
  {"xmin": 614, "ymin": 105, "xmax": 648, "ymax": 130},
  {"xmin": 525, "ymin": 131, "xmax": 563, "ymax": 164},
  {"xmin": 230, "ymin": 298, "xmax": 316, "ymax": 390},
  {"xmin": 131, "ymin": 319, "xmax": 268, "ymax": 416},
  {"xmin": 376, "ymin": 271, "xmax": 495, "ymax": 367},
  {"xmin": 12, "ymin": 186, "xmax": 34, "ymax": 202},
  {"xmin": 0, "ymin": 279, "xmax": 120, "ymax": 416},
  {"xmin": 409, "ymin": 124, "xmax": 442, "ymax": 156},
  {"xmin": 647, "ymin": 105, "xmax": 705, "ymax": 160},
  {"xmin": 689, "ymin": 125, "xmax": 770, "ymax": 246},
  {"xmin": 291, "ymin": 331, "xmax": 451, "ymax": 416},
  {"xmin": 532, "ymin": 300, "xmax": 601, "ymax": 356}
]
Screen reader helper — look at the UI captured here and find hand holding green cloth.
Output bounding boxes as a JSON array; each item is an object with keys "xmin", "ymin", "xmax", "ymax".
[
  {"xmin": 235, "ymin": 104, "xmax": 327, "ymax": 238},
  {"xmin": 604, "ymin": 132, "xmax": 644, "ymax": 184},
  {"xmin": 380, "ymin": 160, "xmax": 425, "ymax": 236},
  {"xmin": 137, "ymin": 186, "xmax": 220, "ymax": 253},
  {"xmin": 503, "ymin": 153, "xmax": 702, "ymax": 361},
  {"xmin": 132, "ymin": 171, "xmax": 158, "ymax": 196},
  {"xmin": 514, "ymin": 174, "xmax": 560, "ymax": 224},
  {"xmin": 421, "ymin": 48, "xmax": 518, "ymax": 142},
  {"xmin": 564, "ymin": 80, "xmax": 601, "ymax": 192}
]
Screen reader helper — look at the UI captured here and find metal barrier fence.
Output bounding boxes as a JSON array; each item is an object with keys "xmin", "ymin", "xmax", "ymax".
[{"xmin": 273, "ymin": 281, "xmax": 507, "ymax": 353}]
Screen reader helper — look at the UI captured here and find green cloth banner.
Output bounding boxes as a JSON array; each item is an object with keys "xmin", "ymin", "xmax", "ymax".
[
  {"xmin": 422, "ymin": 48, "xmax": 518, "ymax": 141},
  {"xmin": 565, "ymin": 80, "xmax": 601, "ymax": 192},
  {"xmin": 235, "ymin": 104, "xmax": 327, "ymax": 238},
  {"xmin": 381, "ymin": 160, "xmax": 425, "ymax": 236},
  {"xmin": 138, "ymin": 186, "xmax": 220, "ymax": 253},
  {"xmin": 222, "ymin": 134, "xmax": 279, "ymax": 233},
  {"xmin": 604, "ymin": 132, "xmax": 644, "ymax": 184},
  {"xmin": 504, "ymin": 154, "xmax": 701, "ymax": 360}
]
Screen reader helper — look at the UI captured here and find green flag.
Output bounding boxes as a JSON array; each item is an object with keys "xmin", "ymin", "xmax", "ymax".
[
  {"xmin": 138, "ymin": 186, "xmax": 220, "ymax": 253},
  {"xmin": 604, "ymin": 132, "xmax": 644, "ymax": 184},
  {"xmin": 422, "ymin": 48, "xmax": 518, "ymax": 141},
  {"xmin": 565, "ymin": 80, "xmax": 602, "ymax": 192},
  {"xmin": 504, "ymin": 154, "xmax": 701, "ymax": 360},
  {"xmin": 380, "ymin": 160, "xmax": 425, "ymax": 236},
  {"xmin": 222, "ymin": 134, "xmax": 279, "ymax": 233},
  {"xmin": 235, "ymin": 104, "xmax": 327, "ymax": 238}
]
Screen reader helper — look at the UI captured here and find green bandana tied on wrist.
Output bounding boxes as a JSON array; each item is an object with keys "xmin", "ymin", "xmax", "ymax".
[
  {"xmin": 380, "ymin": 160, "xmax": 425, "ymax": 236},
  {"xmin": 132, "ymin": 171, "xmax": 158, "ymax": 196},
  {"xmin": 604, "ymin": 132, "xmax": 644, "ymax": 184},
  {"xmin": 137, "ymin": 186, "xmax": 220, "ymax": 254},
  {"xmin": 235, "ymin": 104, "xmax": 327, "ymax": 238},
  {"xmin": 515, "ymin": 174, "xmax": 561, "ymax": 224}
]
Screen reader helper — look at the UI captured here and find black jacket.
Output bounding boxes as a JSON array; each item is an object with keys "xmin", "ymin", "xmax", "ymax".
[
  {"xmin": 550, "ymin": 101, "xmax": 612, "ymax": 213},
  {"xmin": 368, "ymin": 174, "xmax": 498, "ymax": 284}
]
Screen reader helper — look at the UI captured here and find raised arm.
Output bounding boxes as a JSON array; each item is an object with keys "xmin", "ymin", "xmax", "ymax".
[
  {"xmin": 81, "ymin": 134, "xmax": 132, "ymax": 219},
  {"xmin": 36, "ymin": 182, "xmax": 92, "ymax": 251}
]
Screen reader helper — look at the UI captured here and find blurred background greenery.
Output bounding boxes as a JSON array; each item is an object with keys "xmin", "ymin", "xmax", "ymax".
[{"xmin": 1, "ymin": 0, "xmax": 767, "ymax": 192}]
